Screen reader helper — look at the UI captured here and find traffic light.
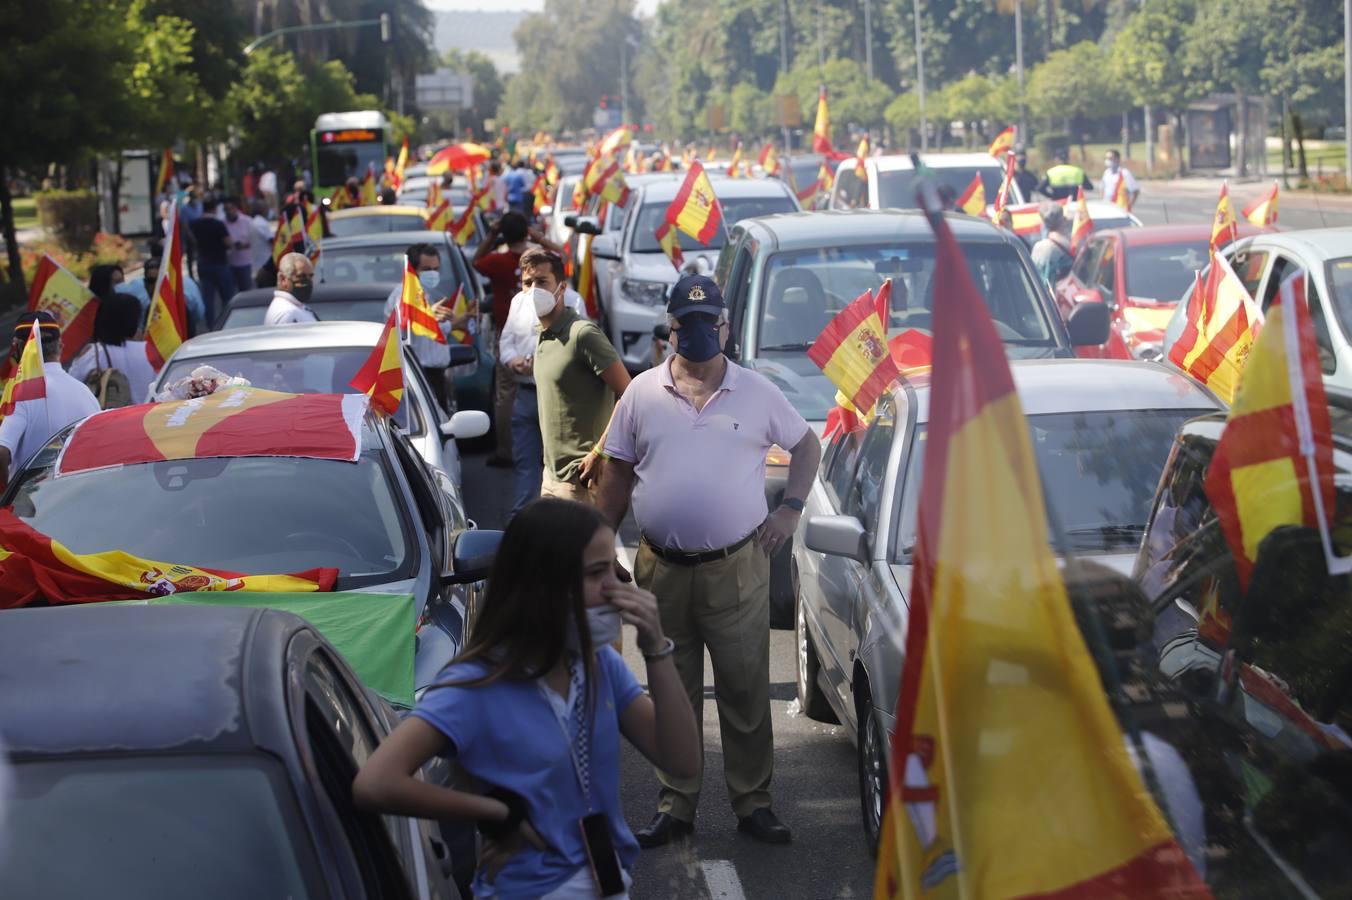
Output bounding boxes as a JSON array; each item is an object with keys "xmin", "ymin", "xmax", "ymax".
[{"xmin": 379, "ymin": 12, "xmax": 391, "ymax": 42}]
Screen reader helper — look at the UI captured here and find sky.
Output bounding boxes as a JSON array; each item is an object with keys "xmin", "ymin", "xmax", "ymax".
[{"xmin": 425, "ymin": 0, "xmax": 662, "ymax": 16}]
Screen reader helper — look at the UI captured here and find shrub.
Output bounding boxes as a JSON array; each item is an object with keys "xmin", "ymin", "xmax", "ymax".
[
  {"xmin": 17, "ymin": 232, "xmax": 141, "ymax": 287},
  {"xmin": 35, "ymin": 189, "xmax": 100, "ymax": 253}
]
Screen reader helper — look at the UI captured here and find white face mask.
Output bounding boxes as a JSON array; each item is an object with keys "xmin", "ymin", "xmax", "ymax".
[
  {"xmin": 530, "ymin": 286, "xmax": 559, "ymax": 318},
  {"xmin": 586, "ymin": 605, "xmax": 622, "ymax": 649},
  {"xmin": 418, "ymin": 269, "xmax": 440, "ymax": 292}
]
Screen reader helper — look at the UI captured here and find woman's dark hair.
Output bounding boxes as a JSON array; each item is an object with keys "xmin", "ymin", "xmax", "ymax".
[
  {"xmin": 498, "ymin": 211, "xmax": 529, "ymax": 244},
  {"xmin": 87, "ymin": 264, "xmax": 123, "ymax": 302},
  {"xmin": 92, "ymin": 292, "xmax": 141, "ymax": 347},
  {"xmin": 444, "ymin": 499, "xmax": 610, "ymax": 692}
]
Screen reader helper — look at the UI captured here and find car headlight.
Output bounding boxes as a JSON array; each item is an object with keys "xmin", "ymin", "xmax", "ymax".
[{"xmin": 621, "ymin": 278, "xmax": 670, "ymax": 307}]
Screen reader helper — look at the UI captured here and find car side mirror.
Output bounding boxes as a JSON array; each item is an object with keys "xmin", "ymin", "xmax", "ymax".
[
  {"xmin": 574, "ymin": 217, "xmax": 602, "ymax": 236},
  {"xmin": 1067, "ymin": 300, "xmax": 1111, "ymax": 346},
  {"xmin": 591, "ymin": 234, "xmax": 619, "ymax": 260},
  {"xmin": 448, "ymin": 343, "xmax": 477, "ymax": 367},
  {"xmin": 804, "ymin": 515, "xmax": 868, "ymax": 564},
  {"xmin": 441, "ymin": 410, "xmax": 490, "ymax": 439},
  {"xmin": 564, "ymin": 215, "xmax": 578, "ymax": 228},
  {"xmin": 444, "ymin": 528, "xmax": 502, "ymax": 583}
]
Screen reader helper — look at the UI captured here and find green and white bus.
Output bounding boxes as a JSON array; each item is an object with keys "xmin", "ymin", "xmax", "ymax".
[{"xmin": 310, "ymin": 110, "xmax": 390, "ymax": 196}]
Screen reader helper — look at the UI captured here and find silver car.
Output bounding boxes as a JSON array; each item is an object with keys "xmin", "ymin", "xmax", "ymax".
[
  {"xmin": 152, "ymin": 322, "xmax": 486, "ymax": 485},
  {"xmin": 791, "ymin": 358, "xmax": 1220, "ymax": 852}
]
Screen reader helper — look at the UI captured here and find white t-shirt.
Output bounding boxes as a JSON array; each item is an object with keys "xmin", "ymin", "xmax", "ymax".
[
  {"xmin": 258, "ymin": 170, "xmax": 277, "ymax": 196},
  {"xmin": 249, "ymin": 215, "xmax": 274, "ymax": 273},
  {"xmin": 497, "ymin": 289, "xmax": 588, "ymax": 383},
  {"xmin": 0, "ymin": 362, "xmax": 101, "ymax": 478},
  {"xmin": 68, "ymin": 341, "xmax": 158, "ymax": 404},
  {"xmin": 490, "ymin": 176, "xmax": 509, "ymax": 212},
  {"xmin": 265, "ymin": 291, "xmax": 318, "ymax": 326},
  {"xmin": 1101, "ymin": 167, "xmax": 1139, "ymax": 203}
]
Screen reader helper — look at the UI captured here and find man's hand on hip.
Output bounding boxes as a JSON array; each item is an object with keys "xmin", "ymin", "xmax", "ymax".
[{"xmin": 755, "ymin": 506, "xmax": 800, "ymax": 556}]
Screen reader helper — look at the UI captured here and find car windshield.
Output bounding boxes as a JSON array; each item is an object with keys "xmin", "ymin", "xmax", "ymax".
[
  {"xmin": 10, "ymin": 447, "xmax": 411, "ymax": 587},
  {"xmin": 630, "ymin": 196, "xmax": 798, "ymax": 252},
  {"xmin": 877, "ymin": 166, "xmax": 1004, "ymax": 209},
  {"xmin": 159, "ymin": 348, "xmax": 411, "ymax": 430},
  {"xmin": 221, "ymin": 297, "xmax": 387, "ymax": 330},
  {"xmin": 895, "ymin": 409, "xmax": 1208, "ymax": 557},
  {"xmin": 1325, "ymin": 256, "xmax": 1352, "ymax": 341},
  {"xmin": 319, "ymin": 242, "xmax": 461, "ymax": 291},
  {"xmin": 8, "ymin": 756, "xmax": 319, "ymax": 900},
  {"xmin": 327, "ymin": 212, "xmax": 427, "ymax": 237},
  {"xmin": 1124, "ymin": 241, "xmax": 1209, "ymax": 302}
]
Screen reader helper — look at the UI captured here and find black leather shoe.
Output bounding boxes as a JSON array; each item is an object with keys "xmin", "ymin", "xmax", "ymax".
[
  {"xmin": 736, "ymin": 808, "xmax": 791, "ymax": 844},
  {"xmin": 635, "ymin": 812, "xmax": 694, "ymax": 849}
]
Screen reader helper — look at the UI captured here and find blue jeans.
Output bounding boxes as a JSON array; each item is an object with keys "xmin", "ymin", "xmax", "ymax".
[
  {"xmin": 197, "ymin": 262, "xmax": 236, "ymax": 325},
  {"xmin": 510, "ymin": 384, "xmax": 543, "ymax": 518}
]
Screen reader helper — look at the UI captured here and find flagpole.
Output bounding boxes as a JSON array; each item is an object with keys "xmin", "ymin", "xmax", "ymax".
[{"xmin": 912, "ymin": 0, "xmax": 927, "ymax": 151}]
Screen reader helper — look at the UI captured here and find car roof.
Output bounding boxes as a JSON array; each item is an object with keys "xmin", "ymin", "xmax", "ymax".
[
  {"xmin": 735, "ymin": 208, "xmax": 1021, "ymax": 251},
  {"xmin": 638, "ymin": 176, "xmax": 795, "ymax": 204},
  {"xmin": 226, "ymin": 283, "xmax": 393, "ymax": 309},
  {"xmin": 0, "ymin": 605, "xmax": 309, "ymax": 756},
  {"xmin": 322, "ymin": 230, "xmax": 452, "ymax": 251},
  {"xmin": 328, "ymin": 205, "xmax": 426, "ymax": 220},
  {"xmin": 869, "ymin": 153, "xmax": 1002, "ymax": 173},
  {"xmin": 900, "ymin": 359, "xmax": 1221, "ymax": 424},
  {"xmin": 1114, "ymin": 222, "xmax": 1268, "ymax": 246},
  {"xmin": 1242, "ymin": 226, "xmax": 1352, "ymax": 261},
  {"xmin": 170, "ymin": 321, "xmax": 385, "ymax": 359}
]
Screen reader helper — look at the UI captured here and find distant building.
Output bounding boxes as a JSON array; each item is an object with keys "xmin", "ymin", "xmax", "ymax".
[{"xmin": 416, "ymin": 68, "xmax": 475, "ymax": 116}]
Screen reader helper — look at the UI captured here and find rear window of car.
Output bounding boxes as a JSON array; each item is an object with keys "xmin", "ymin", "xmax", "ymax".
[
  {"xmin": 1123, "ymin": 241, "xmax": 1209, "ymax": 304},
  {"xmin": 877, "ymin": 167, "xmax": 1003, "ymax": 210},
  {"xmin": 327, "ymin": 213, "xmax": 427, "ymax": 238},
  {"xmin": 629, "ymin": 196, "xmax": 797, "ymax": 253}
]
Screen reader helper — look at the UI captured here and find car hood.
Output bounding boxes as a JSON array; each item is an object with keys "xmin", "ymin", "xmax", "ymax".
[{"xmin": 623, "ymin": 251, "xmax": 716, "ymax": 282}]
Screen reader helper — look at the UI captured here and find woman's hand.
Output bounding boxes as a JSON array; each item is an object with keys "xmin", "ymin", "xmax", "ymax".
[
  {"xmin": 480, "ymin": 820, "xmax": 547, "ymax": 879},
  {"xmin": 604, "ymin": 582, "xmax": 663, "ymax": 652}
]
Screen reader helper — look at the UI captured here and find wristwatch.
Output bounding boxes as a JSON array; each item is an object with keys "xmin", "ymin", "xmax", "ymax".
[{"xmin": 780, "ymin": 497, "xmax": 805, "ymax": 513}]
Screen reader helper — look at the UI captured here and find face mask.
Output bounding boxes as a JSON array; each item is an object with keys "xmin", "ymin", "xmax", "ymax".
[
  {"xmin": 531, "ymin": 286, "xmax": 560, "ymax": 317},
  {"xmin": 672, "ymin": 317, "xmax": 722, "ymax": 362},
  {"xmin": 289, "ymin": 279, "xmax": 314, "ymax": 303},
  {"xmin": 418, "ymin": 269, "xmax": 440, "ymax": 292},
  {"xmin": 1105, "ymin": 160, "xmax": 1119, "ymax": 173},
  {"xmin": 585, "ymin": 605, "xmax": 622, "ymax": 649}
]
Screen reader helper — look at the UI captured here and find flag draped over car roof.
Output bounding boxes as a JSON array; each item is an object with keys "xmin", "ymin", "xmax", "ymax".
[{"xmin": 874, "ymin": 200, "xmax": 1207, "ymax": 899}]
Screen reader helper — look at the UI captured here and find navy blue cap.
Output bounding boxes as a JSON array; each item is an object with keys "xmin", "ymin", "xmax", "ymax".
[
  {"xmin": 14, "ymin": 310, "xmax": 60, "ymax": 338},
  {"xmin": 667, "ymin": 274, "xmax": 725, "ymax": 318}
]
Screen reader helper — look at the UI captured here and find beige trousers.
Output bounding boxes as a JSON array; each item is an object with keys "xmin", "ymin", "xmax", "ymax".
[{"xmin": 540, "ymin": 473, "xmax": 593, "ymax": 504}]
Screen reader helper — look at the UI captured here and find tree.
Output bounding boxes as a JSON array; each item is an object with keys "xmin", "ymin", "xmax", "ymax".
[
  {"xmin": 1183, "ymin": 0, "xmax": 1269, "ymax": 175},
  {"xmin": 773, "ymin": 58, "xmax": 891, "ymax": 146},
  {"xmin": 1028, "ymin": 41, "xmax": 1127, "ymax": 140},
  {"xmin": 1110, "ymin": 0, "xmax": 1200, "ymax": 169}
]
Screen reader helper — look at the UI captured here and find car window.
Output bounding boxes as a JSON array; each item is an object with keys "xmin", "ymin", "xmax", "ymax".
[
  {"xmin": 1072, "ymin": 238, "xmax": 1104, "ymax": 284},
  {"xmin": 845, "ymin": 405, "xmax": 895, "ymax": 533},
  {"xmin": 1123, "ymin": 241, "xmax": 1209, "ymax": 303},
  {"xmin": 831, "ymin": 167, "xmax": 867, "ymax": 210},
  {"xmin": 876, "ymin": 167, "xmax": 1004, "ymax": 211},
  {"xmin": 1096, "ymin": 239, "xmax": 1117, "ymax": 296},
  {"xmin": 1261, "ymin": 254, "xmax": 1336, "ymax": 374},
  {"xmin": 629, "ymin": 197, "xmax": 796, "ymax": 253},
  {"xmin": 723, "ymin": 242, "xmax": 755, "ymax": 354},
  {"xmin": 826, "ymin": 428, "xmax": 866, "ymax": 511},
  {"xmin": 1231, "ymin": 248, "xmax": 1268, "ymax": 298},
  {"xmin": 319, "ymin": 243, "xmax": 464, "ymax": 298},
  {"xmin": 327, "ymin": 213, "xmax": 427, "ymax": 238}
]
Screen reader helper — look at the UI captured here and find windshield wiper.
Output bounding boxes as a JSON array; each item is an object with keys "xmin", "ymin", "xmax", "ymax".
[
  {"xmin": 759, "ymin": 341, "xmax": 815, "ymax": 352},
  {"xmin": 1062, "ymin": 523, "xmax": 1146, "ymax": 548}
]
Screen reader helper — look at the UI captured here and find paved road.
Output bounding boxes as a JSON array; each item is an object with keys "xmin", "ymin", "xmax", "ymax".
[
  {"xmin": 459, "ymin": 448, "xmax": 877, "ymax": 899},
  {"xmin": 1129, "ymin": 178, "xmax": 1352, "ymax": 231}
]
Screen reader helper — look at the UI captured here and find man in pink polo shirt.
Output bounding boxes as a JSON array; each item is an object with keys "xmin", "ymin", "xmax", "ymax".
[{"xmin": 597, "ymin": 275, "xmax": 821, "ymax": 847}]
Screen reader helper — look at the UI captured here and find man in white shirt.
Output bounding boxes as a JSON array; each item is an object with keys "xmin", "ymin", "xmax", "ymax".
[
  {"xmin": 248, "ymin": 200, "xmax": 274, "ymax": 279},
  {"xmin": 264, "ymin": 253, "xmax": 318, "ymax": 326},
  {"xmin": 0, "ymin": 313, "xmax": 101, "ymax": 489},
  {"xmin": 1101, "ymin": 150, "xmax": 1140, "ymax": 209},
  {"xmin": 497, "ymin": 258, "xmax": 588, "ymax": 515}
]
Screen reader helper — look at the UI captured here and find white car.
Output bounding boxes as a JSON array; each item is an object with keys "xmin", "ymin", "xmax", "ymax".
[{"xmin": 830, "ymin": 152, "xmax": 1024, "ymax": 211}]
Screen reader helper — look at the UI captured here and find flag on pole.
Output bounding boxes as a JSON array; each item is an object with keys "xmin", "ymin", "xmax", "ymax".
[
  {"xmin": 577, "ymin": 234, "xmax": 598, "ymax": 319},
  {"xmin": 992, "ymin": 151, "xmax": 1016, "ymax": 222},
  {"xmin": 302, "ymin": 201, "xmax": 324, "ymax": 261},
  {"xmin": 655, "ymin": 221, "xmax": 685, "ymax": 272},
  {"xmin": 446, "ymin": 286, "xmax": 474, "ymax": 345},
  {"xmin": 1168, "ymin": 253, "xmax": 1262, "ymax": 404},
  {"xmin": 1211, "ymin": 181, "xmax": 1238, "ymax": 252},
  {"xmin": 328, "ymin": 185, "xmax": 350, "ymax": 211},
  {"xmin": 145, "ymin": 203, "xmax": 189, "ymax": 372},
  {"xmin": 1243, "ymin": 181, "xmax": 1279, "ymax": 226},
  {"xmin": 450, "ymin": 206, "xmax": 477, "ymax": 246},
  {"xmin": 987, "ymin": 125, "xmax": 1016, "ymax": 159},
  {"xmin": 153, "ymin": 148, "xmax": 174, "ymax": 198},
  {"xmin": 758, "ymin": 143, "xmax": 780, "ymax": 177},
  {"xmin": 853, "ymin": 135, "xmax": 869, "ymax": 180},
  {"xmin": 598, "ymin": 126, "xmax": 634, "ymax": 158},
  {"xmin": 0, "ymin": 319, "xmax": 48, "ymax": 421},
  {"xmin": 427, "ymin": 199, "xmax": 452, "ymax": 233},
  {"xmin": 955, "ymin": 172, "xmax": 986, "ymax": 216},
  {"xmin": 874, "ymin": 201, "xmax": 1209, "ymax": 900},
  {"xmin": 806, "ymin": 287, "xmax": 899, "ymax": 415},
  {"xmin": 271, "ymin": 215, "xmax": 292, "ymax": 267},
  {"xmin": 397, "ymin": 261, "xmax": 447, "ymax": 344},
  {"xmin": 350, "ymin": 307, "xmax": 405, "ymax": 417},
  {"xmin": 812, "ymin": 86, "xmax": 833, "ymax": 155},
  {"xmin": 794, "ymin": 173, "xmax": 822, "ymax": 207},
  {"xmin": 583, "ymin": 158, "xmax": 631, "ymax": 206},
  {"xmin": 360, "ymin": 166, "xmax": 378, "ymax": 206},
  {"xmin": 1004, "ymin": 203, "xmax": 1044, "ymax": 236},
  {"xmin": 1111, "ymin": 171, "xmax": 1132, "ymax": 210},
  {"xmin": 394, "ymin": 136, "xmax": 409, "ymax": 182},
  {"xmin": 26, "ymin": 254, "xmax": 98, "ymax": 365},
  {"xmin": 532, "ymin": 175, "xmax": 551, "ymax": 213},
  {"xmin": 726, "ymin": 142, "xmax": 745, "ymax": 178},
  {"xmin": 1204, "ymin": 270, "xmax": 1334, "ymax": 589},
  {"xmin": 1071, "ymin": 186, "xmax": 1094, "ymax": 253},
  {"xmin": 665, "ymin": 161, "xmax": 723, "ymax": 245}
]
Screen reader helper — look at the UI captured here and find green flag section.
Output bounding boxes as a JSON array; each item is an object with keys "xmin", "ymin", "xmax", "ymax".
[{"xmin": 116, "ymin": 592, "xmax": 416, "ymax": 707}]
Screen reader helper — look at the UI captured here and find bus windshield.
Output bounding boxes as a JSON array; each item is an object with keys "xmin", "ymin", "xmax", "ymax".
[{"xmin": 312, "ymin": 114, "xmax": 389, "ymax": 191}]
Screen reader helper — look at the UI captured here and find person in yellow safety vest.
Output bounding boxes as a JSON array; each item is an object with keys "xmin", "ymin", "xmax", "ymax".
[{"xmin": 1037, "ymin": 149, "xmax": 1093, "ymax": 201}]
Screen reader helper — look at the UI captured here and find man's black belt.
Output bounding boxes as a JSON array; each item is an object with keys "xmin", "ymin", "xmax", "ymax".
[{"xmin": 641, "ymin": 532, "xmax": 753, "ymax": 566}]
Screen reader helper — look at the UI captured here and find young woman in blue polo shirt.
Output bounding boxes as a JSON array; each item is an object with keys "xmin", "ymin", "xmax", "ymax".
[{"xmin": 354, "ymin": 499, "xmax": 700, "ymax": 899}]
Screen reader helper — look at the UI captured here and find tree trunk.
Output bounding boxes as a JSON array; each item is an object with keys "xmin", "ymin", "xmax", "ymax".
[
  {"xmin": 1235, "ymin": 87, "xmax": 1248, "ymax": 177},
  {"xmin": 1292, "ymin": 111, "xmax": 1309, "ymax": 181},
  {"xmin": 1174, "ymin": 112, "xmax": 1187, "ymax": 177},
  {"xmin": 1144, "ymin": 104, "xmax": 1155, "ymax": 174},
  {"xmin": 1122, "ymin": 109, "xmax": 1131, "ymax": 160},
  {"xmin": 0, "ymin": 163, "xmax": 26, "ymax": 296},
  {"xmin": 110, "ymin": 156, "xmax": 124, "ymax": 236},
  {"xmin": 1280, "ymin": 96, "xmax": 1292, "ymax": 188},
  {"xmin": 1043, "ymin": 0, "xmax": 1054, "ymax": 57}
]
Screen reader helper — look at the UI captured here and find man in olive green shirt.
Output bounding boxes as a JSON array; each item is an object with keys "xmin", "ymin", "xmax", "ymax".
[{"xmin": 521, "ymin": 248, "xmax": 631, "ymax": 502}]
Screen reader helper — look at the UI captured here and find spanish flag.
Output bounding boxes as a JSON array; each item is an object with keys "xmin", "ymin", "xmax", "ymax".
[
  {"xmin": 395, "ymin": 136, "xmax": 409, "ymax": 182},
  {"xmin": 427, "ymin": 198, "xmax": 452, "ymax": 233},
  {"xmin": 26, "ymin": 254, "xmax": 98, "ymax": 365},
  {"xmin": 806, "ymin": 287, "xmax": 899, "ymax": 415},
  {"xmin": 665, "ymin": 161, "xmax": 723, "ymax": 245},
  {"xmin": 758, "ymin": 143, "xmax": 780, "ymax": 177},
  {"xmin": 303, "ymin": 201, "xmax": 324, "ymax": 261},
  {"xmin": 533, "ymin": 174, "xmax": 551, "ymax": 213},
  {"xmin": 145, "ymin": 203, "xmax": 188, "ymax": 372},
  {"xmin": 853, "ymin": 135, "xmax": 869, "ymax": 180},
  {"xmin": 398, "ymin": 260, "xmax": 447, "ymax": 344},
  {"xmin": 1006, "ymin": 203, "xmax": 1043, "ymax": 237},
  {"xmin": 875, "ymin": 204, "xmax": 1208, "ymax": 900},
  {"xmin": 577, "ymin": 233, "xmax": 598, "ymax": 319},
  {"xmin": 1071, "ymin": 186, "xmax": 1093, "ymax": 253},
  {"xmin": 655, "ymin": 220, "xmax": 684, "ymax": 272},
  {"xmin": 812, "ymin": 85, "xmax": 833, "ymax": 155},
  {"xmin": 794, "ymin": 172, "xmax": 822, "ymax": 207},
  {"xmin": 154, "ymin": 148, "xmax": 174, "ymax": 198},
  {"xmin": 360, "ymin": 166, "xmax": 378, "ymax": 206},
  {"xmin": 446, "ymin": 286, "xmax": 475, "ymax": 345},
  {"xmin": 1111, "ymin": 171, "xmax": 1131, "ymax": 210},
  {"xmin": 598, "ymin": 125, "xmax": 634, "ymax": 159},
  {"xmin": 472, "ymin": 185, "xmax": 493, "ymax": 212},
  {"xmin": 0, "ymin": 319, "xmax": 47, "ymax": 422},
  {"xmin": 1210, "ymin": 180, "xmax": 1238, "ymax": 252},
  {"xmin": 1204, "ymin": 270, "xmax": 1333, "ymax": 589},
  {"xmin": 1168, "ymin": 252, "xmax": 1262, "ymax": 404},
  {"xmin": 350, "ymin": 307, "xmax": 405, "ymax": 417},
  {"xmin": 1243, "ymin": 181, "xmax": 1279, "ymax": 226},
  {"xmin": 624, "ymin": 142, "xmax": 640, "ymax": 174},
  {"xmin": 954, "ymin": 172, "xmax": 985, "ymax": 216},
  {"xmin": 726, "ymin": 142, "xmax": 745, "ymax": 178},
  {"xmin": 987, "ymin": 125, "xmax": 1016, "ymax": 159},
  {"xmin": 991, "ymin": 150, "xmax": 1016, "ymax": 221},
  {"xmin": 584, "ymin": 157, "xmax": 632, "ymax": 206},
  {"xmin": 329, "ymin": 185, "xmax": 350, "ymax": 211},
  {"xmin": 450, "ymin": 206, "xmax": 477, "ymax": 246},
  {"xmin": 271, "ymin": 214, "xmax": 292, "ymax": 266}
]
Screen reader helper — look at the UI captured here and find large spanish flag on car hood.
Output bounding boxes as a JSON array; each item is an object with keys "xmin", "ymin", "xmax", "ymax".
[
  {"xmin": 0, "ymin": 509, "xmax": 337, "ymax": 610},
  {"xmin": 55, "ymin": 389, "xmax": 368, "ymax": 476},
  {"xmin": 874, "ymin": 202, "xmax": 1208, "ymax": 899}
]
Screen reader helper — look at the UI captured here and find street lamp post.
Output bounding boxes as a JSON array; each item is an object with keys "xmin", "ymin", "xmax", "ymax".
[
  {"xmin": 912, "ymin": 0, "xmax": 927, "ymax": 150},
  {"xmin": 1345, "ymin": 0, "xmax": 1351, "ymax": 184},
  {"xmin": 1015, "ymin": 0, "xmax": 1026, "ymax": 146},
  {"xmin": 864, "ymin": 0, "xmax": 874, "ymax": 83}
]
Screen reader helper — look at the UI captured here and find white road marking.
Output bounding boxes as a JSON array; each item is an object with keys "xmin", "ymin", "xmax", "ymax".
[{"xmin": 700, "ymin": 860, "xmax": 747, "ymax": 900}]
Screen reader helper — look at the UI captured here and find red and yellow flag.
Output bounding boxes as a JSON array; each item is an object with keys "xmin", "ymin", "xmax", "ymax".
[
  {"xmin": 0, "ymin": 509, "xmax": 336, "ymax": 609},
  {"xmin": 154, "ymin": 148, "xmax": 174, "ymax": 198},
  {"xmin": 0, "ymin": 319, "xmax": 48, "ymax": 421},
  {"xmin": 1111, "ymin": 173, "xmax": 1131, "ymax": 210},
  {"xmin": 427, "ymin": 199, "xmax": 452, "ymax": 233},
  {"xmin": 1243, "ymin": 181, "xmax": 1279, "ymax": 226},
  {"xmin": 1211, "ymin": 181, "xmax": 1238, "ymax": 252},
  {"xmin": 794, "ymin": 172, "xmax": 822, "ymax": 208},
  {"xmin": 26, "ymin": 254, "xmax": 98, "ymax": 365},
  {"xmin": 1005, "ymin": 203, "xmax": 1043, "ymax": 236},
  {"xmin": 812, "ymin": 86, "xmax": 833, "ymax": 155},
  {"xmin": 665, "ymin": 161, "xmax": 723, "ymax": 245},
  {"xmin": 427, "ymin": 180, "xmax": 442, "ymax": 210},
  {"xmin": 360, "ymin": 166, "xmax": 378, "ymax": 206},
  {"xmin": 398, "ymin": 260, "xmax": 447, "ymax": 344},
  {"xmin": 303, "ymin": 201, "xmax": 324, "ymax": 261},
  {"xmin": 350, "ymin": 308, "xmax": 404, "ymax": 417},
  {"xmin": 395, "ymin": 136, "xmax": 409, "ymax": 183},
  {"xmin": 806, "ymin": 287, "xmax": 899, "ymax": 415},
  {"xmin": 758, "ymin": 143, "xmax": 780, "ymax": 177},
  {"xmin": 598, "ymin": 125, "xmax": 634, "ymax": 159},
  {"xmin": 271, "ymin": 214, "xmax": 293, "ymax": 266},
  {"xmin": 145, "ymin": 203, "xmax": 188, "ymax": 372},
  {"xmin": 1204, "ymin": 270, "xmax": 1333, "ymax": 589},
  {"xmin": 329, "ymin": 185, "xmax": 350, "ymax": 211},
  {"xmin": 532, "ymin": 174, "xmax": 551, "ymax": 213},
  {"xmin": 577, "ymin": 233, "xmax": 598, "ymax": 319},
  {"xmin": 446, "ymin": 285, "xmax": 474, "ymax": 345},
  {"xmin": 726, "ymin": 142, "xmax": 745, "ymax": 178},
  {"xmin": 655, "ymin": 221, "xmax": 684, "ymax": 272},
  {"xmin": 987, "ymin": 125, "xmax": 1016, "ymax": 159},
  {"xmin": 875, "ymin": 204, "xmax": 1208, "ymax": 900},
  {"xmin": 991, "ymin": 151, "xmax": 1016, "ymax": 221},
  {"xmin": 450, "ymin": 206, "xmax": 477, "ymax": 246},
  {"xmin": 584, "ymin": 156, "xmax": 632, "ymax": 206},
  {"xmin": 1168, "ymin": 252, "xmax": 1261, "ymax": 404},
  {"xmin": 1071, "ymin": 186, "xmax": 1093, "ymax": 253},
  {"xmin": 955, "ymin": 172, "xmax": 985, "ymax": 216},
  {"xmin": 853, "ymin": 135, "xmax": 869, "ymax": 180}
]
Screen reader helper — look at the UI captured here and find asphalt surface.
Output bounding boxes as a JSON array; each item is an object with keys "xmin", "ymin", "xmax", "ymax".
[
  {"xmin": 1128, "ymin": 177, "xmax": 1352, "ymax": 230},
  {"xmin": 458, "ymin": 448, "xmax": 877, "ymax": 900}
]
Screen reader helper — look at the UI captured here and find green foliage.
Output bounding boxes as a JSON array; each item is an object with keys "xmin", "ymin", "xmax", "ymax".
[
  {"xmin": 774, "ymin": 58, "xmax": 891, "ymax": 144},
  {"xmin": 1109, "ymin": 0, "xmax": 1200, "ymax": 114},
  {"xmin": 1183, "ymin": 0, "xmax": 1268, "ymax": 98},
  {"xmin": 124, "ymin": 1, "xmax": 213, "ymax": 145},
  {"xmin": 1028, "ymin": 41, "xmax": 1127, "ymax": 127},
  {"xmin": 939, "ymin": 72, "xmax": 1018, "ymax": 141},
  {"xmin": 444, "ymin": 49, "xmax": 505, "ymax": 124}
]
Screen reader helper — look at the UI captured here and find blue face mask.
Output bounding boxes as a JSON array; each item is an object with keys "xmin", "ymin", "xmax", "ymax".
[{"xmin": 673, "ymin": 316, "xmax": 722, "ymax": 362}]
